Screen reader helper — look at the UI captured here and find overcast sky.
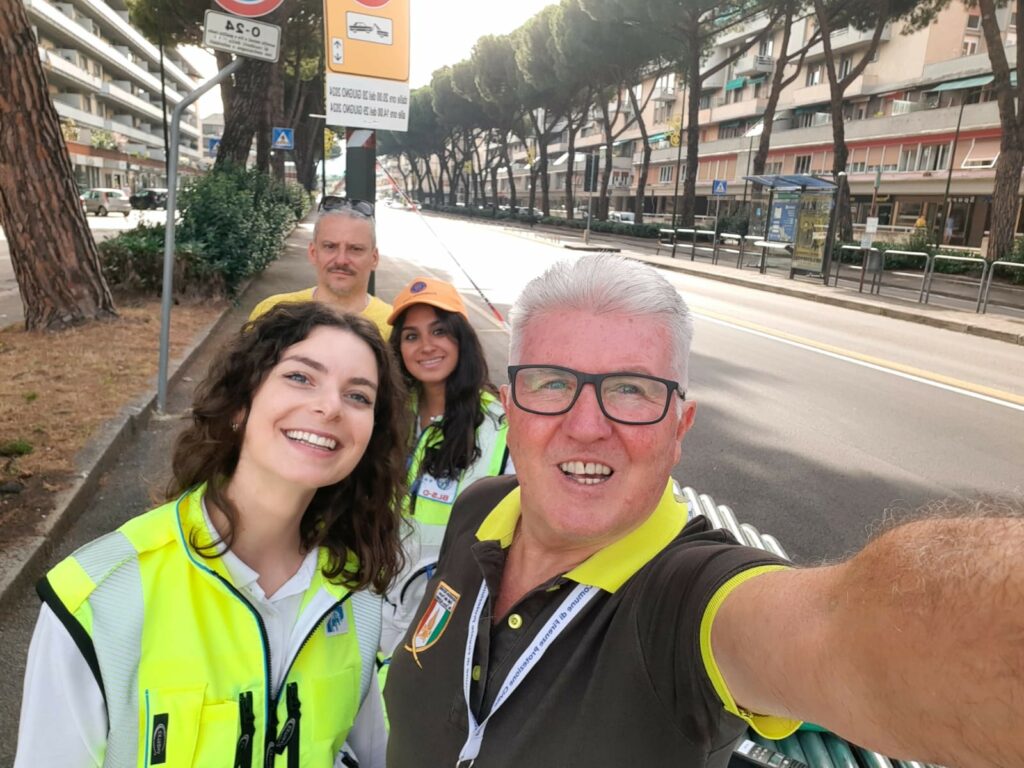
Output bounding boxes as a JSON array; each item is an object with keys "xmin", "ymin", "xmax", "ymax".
[{"xmin": 182, "ymin": 0, "xmax": 557, "ymax": 118}]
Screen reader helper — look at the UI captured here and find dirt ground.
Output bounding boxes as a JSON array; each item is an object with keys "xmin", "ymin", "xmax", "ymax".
[{"xmin": 0, "ymin": 297, "xmax": 225, "ymax": 539}]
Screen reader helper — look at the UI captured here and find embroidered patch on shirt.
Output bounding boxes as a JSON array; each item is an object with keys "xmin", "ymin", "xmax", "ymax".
[
  {"xmin": 405, "ymin": 580, "xmax": 461, "ymax": 666},
  {"xmin": 325, "ymin": 605, "xmax": 348, "ymax": 636}
]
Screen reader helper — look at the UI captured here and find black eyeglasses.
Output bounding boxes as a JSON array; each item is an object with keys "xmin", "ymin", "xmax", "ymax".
[
  {"xmin": 319, "ymin": 196, "xmax": 375, "ymax": 216},
  {"xmin": 507, "ymin": 365, "xmax": 685, "ymax": 426}
]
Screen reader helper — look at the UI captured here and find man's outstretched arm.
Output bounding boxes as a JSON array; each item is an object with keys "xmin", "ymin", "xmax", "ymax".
[{"xmin": 712, "ymin": 505, "xmax": 1024, "ymax": 768}]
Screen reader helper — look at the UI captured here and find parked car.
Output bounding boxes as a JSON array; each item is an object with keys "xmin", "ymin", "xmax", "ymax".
[
  {"xmin": 129, "ymin": 188, "xmax": 168, "ymax": 210},
  {"xmin": 81, "ymin": 188, "xmax": 131, "ymax": 217},
  {"xmin": 609, "ymin": 211, "xmax": 635, "ymax": 223}
]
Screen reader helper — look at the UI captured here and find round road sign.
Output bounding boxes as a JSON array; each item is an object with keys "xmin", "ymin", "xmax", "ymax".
[
  {"xmin": 213, "ymin": 0, "xmax": 285, "ymax": 18},
  {"xmin": 354, "ymin": 0, "xmax": 391, "ymax": 7}
]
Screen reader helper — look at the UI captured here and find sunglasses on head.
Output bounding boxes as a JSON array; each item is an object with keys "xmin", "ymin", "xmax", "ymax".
[{"xmin": 319, "ymin": 196, "xmax": 375, "ymax": 216}]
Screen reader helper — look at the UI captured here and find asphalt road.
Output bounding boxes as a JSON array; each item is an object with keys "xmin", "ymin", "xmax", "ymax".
[
  {"xmin": 0, "ymin": 208, "xmax": 1020, "ymax": 755},
  {"xmin": 0, "ymin": 209, "xmax": 166, "ymax": 326}
]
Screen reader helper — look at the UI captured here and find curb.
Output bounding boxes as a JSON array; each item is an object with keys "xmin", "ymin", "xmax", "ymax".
[
  {"xmin": 632, "ymin": 255, "xmax": 1024, "ymax": 346},
  {"xmin": 0, "ymin": 300, "xmax": 240, "ymax": 610}
]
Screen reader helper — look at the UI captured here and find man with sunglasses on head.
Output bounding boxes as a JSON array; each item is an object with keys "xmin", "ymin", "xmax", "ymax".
[
  {"xmin": 384, "ymin": 253, "xmax": 1024, "ymax": 768},
  {"xmin": 250, "ymin": 197, "xmax": 393, "ymax": 338}
]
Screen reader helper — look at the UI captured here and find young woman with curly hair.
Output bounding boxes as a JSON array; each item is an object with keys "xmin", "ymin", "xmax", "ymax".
[
  {"xmin": 16, "ymin": 303, "xmax": 409, "ymax": 768},
  {"xmin": 379, "ymin": 277, "xmax": 512, "ymax": 668}
]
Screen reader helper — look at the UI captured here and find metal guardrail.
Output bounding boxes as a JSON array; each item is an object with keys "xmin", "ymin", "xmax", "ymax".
[
  {"xmin": 833, "ymin": 245, "xmax": 882, "ymax": 292},
  {"xmin": 922, "ymin": 254, "xmax": 988, "ymax": 312},
  {"xmin": 680, "ymin": 485, "xmax": 947, "ymax": 768},
  {"xmin": 979, "ymin": 260, "xmax": 1024, "ymax": 314},
  {"xmin": 876, "ymin": 250, "xmax": 931, "ymax": 303}
]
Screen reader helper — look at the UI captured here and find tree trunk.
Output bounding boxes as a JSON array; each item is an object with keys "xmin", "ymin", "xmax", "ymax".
[
  {"xmin": 599, "ymin": 104, "xmax": 614, "ymax": 221},
  {"xmin": 565, "ymin": 115, "xmax": 578, "ymax": 220},
  {"xmin": 630, "ymin": 89, "xmax": 650, "ymax": 225},
  {"xmin": 217, "ymin": 59, "xmax": 273, "ymax": 169},
  {"xmin": 979, "ymin": 0, "xmax": 1024, "ymax": 261},
  {"xmin": 501, "ymin": 136, "xmax": 517, "ymax": 209},
  {"xmin": 829, "ymin": 96, "xmax": 853, "ymax": 242},
  {"xmin": 681, "ymin": 42, "xmax": 702, "ymax": 228},
  {"xmin": 754, "ymin": 11, "xmax": 798, "ymax": 176},
  {"xmin": 0, "ymin": 2, "xmax": 116, "ymax": 330}
]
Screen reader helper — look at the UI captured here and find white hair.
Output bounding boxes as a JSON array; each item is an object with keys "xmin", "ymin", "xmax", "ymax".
[
  {"xmin": 508, "ymin": 254, "xmax": 695, "ymax": 390},
  {"xmin": 313, "ymin": 208, "xmax": 376, "ymax": 249}
]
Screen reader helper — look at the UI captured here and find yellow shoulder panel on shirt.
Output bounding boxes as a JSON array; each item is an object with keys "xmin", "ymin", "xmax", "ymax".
[{"xmin": 700, "ymin": 564, "xmax": 802, "ymax": 740}]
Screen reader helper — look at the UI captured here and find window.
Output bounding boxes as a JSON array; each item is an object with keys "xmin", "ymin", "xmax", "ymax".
[
  {"xmin": 848, "ymin": 161, "xmax": 867, "ymax": 172},
  {"xmin": 719, "ymin": 124, "xmax": 744, "ymax": 139},
  {"xmin": 917, "ymin": 143, "xmax": 949, "ymax": 171},
  {"xmin": 805, "ymin": 65, "xmax": 822, "ymax": 86},
  {"xmin": 754, "ymin": 81, "xmax": 764, "ymax": 98},
  {"xmin": 725, "ymin": 87, "xmax": 745, "ymax": 104},
  {"xmin": 659, "ymin": 166, "xmax": 673, "ymax": 183},
  {"xmin": 794, "ymin": 155, "xmax": 812, "ymax": 174},
  {"xmin": 962, "ymin": 39, "xmax": 978, "ymax": 55},
  {"xmin": 759, "ymin": 38, "xmax": 774, "ymax": 57},
  {"xmin": 898, "ymin": 146, "xmax": 917, "ymax": 172},
  {"xmin": 699, "ymin": 93, "xmax": 712, "ymax": 110},
  {"xmin": 966, "ymin": 14, "xmax": 981, "ymax": 30},
  {"xmin": 765, "ymin": 161, "xmax": 783, "ymax": 174},
  {"xmin": 1011, "ymin": 11, "xmax": 1017, "ymax": 26},
  {"xmin": 797, "ymin": 112, "xmax": 815, "ymax": 128},
  {"xmin": 838, "ymin": 56, "xmax": 852, "ymax": 79}
]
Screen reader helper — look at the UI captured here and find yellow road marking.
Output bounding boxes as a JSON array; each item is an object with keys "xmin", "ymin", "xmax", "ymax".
[{"xmin": 694, "ymin": 307, "xmax": 1024, "ymax": 407}]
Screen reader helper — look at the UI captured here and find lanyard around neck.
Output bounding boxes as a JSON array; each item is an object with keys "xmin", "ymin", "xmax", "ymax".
[{"xmin": 457, "ymin": 579, "xmax": 598, "ymax": 766}]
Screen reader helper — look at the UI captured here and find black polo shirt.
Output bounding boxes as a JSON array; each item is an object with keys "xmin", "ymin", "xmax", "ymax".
[{"xmin": 385, "ymin": 475, "xmax": 799, "ymax": 767}]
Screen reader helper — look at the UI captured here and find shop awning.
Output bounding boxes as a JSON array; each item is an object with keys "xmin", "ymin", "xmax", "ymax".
[
  {"xmin": 929, "ymin": 74, "xmax": 994, "ymax": 91},
  {"xmin": 725, "ymin": 77, "xmax": 747, "ymax": 91}
]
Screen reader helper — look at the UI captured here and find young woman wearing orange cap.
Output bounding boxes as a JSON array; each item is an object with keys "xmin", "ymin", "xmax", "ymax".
[{"xmin": 379, "ymin": 276, "xmax": 512, "ymax": 668}]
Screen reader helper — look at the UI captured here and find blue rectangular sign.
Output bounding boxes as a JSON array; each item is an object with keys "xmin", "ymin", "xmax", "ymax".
[{"xmin": 272, "ymin": 127, "xmax": 294, "ymax": 150}]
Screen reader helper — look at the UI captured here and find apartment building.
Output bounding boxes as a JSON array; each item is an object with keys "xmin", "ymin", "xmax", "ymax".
[
  {"xmin": 25, "ymin": 0, "xmax": 204, "ymax": 191},
  {"xmin": 497, "ymin": 0, "xmax": 1017, "ymax": 248}
]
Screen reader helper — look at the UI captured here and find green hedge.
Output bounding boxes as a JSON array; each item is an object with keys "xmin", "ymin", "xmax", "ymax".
[
  {"xmin": 98, "ymin": 168, "xmax": 312, "ymax": 297},
  {"xmin": 422, "ymin": 203, "xmax": 662, "ymax": 239}
]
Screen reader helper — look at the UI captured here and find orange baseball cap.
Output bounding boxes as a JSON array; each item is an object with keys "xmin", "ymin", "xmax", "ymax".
[{"xmin": 387, "ymin": 276, "xmax": 469, "ymax": 325}]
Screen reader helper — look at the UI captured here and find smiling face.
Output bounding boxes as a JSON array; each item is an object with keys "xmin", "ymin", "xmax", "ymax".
[
  {"xmin": 234, "ymin": 326, "xmax": 379, "ymax": 498},
  {"xmin": 398, "ymin": 304, "xmax": 460, "ymax": 387},
  {"xmin": 502, "ymin": 310, "xmax": 697, "ymax": 552},
  {"xmin": 308, "ymin": 214, "xmax": 379, "ymax": 301}
]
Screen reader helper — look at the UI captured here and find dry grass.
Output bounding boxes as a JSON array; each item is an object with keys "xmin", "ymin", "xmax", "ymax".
[{"xmin": 0, "ymin": 297, "xmax": 225, "ymax": 519}]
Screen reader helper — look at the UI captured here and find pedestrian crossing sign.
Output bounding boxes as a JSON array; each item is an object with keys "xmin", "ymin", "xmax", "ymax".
[
  {"xmin": 712, "ymin": 179, "xmax": 728, "ymax": 196},
  {"xmin": 272, "ymin": 127, "xmax": 294, "ymax": 150}
]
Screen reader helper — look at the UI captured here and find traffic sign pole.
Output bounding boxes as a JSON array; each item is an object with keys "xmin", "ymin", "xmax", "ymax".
[
  {"xmin": 158, "ymin": 57, "xmax": 244, "ymax": 414},
  {"xmin": 345, "ymin": 128, "xmax": 377, "ymax": 294}
]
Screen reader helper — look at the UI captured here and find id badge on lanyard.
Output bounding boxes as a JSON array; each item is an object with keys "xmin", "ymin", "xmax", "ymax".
[
  {"xmin": 417, "ymin": 473, "xmax": 459, "ymax": 505},
  {"xmin": 456, "ymin": 581, "xmax": 598, "ymax": 766}
]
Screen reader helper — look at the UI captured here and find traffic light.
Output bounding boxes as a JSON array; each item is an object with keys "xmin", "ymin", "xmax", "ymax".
[{"xmin": 583, "ymin": 153, "xmax": 599, "ymax": 192}]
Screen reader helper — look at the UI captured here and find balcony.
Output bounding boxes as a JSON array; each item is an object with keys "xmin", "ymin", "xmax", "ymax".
[
  {"xmin": 807, "ymin": 24, "xmax": 891, "ymax": 58},
  {"xmin": 40, "ymin": 48, "xmax": 100, "ymax": 90},
  {"xmin": 712, "ymin": 96, "xmax": 768, "ymax": 122},
  {"xmin": 792, "ymin": 74, "xmax": 877, "ymax": 106},
  {"xmin": 99, "ymin": 80, "xmax": 165, "ymax": 124},
  {"xmin": 734, "ymin": 54, "xmax": 774, "ymax": 77},
  {"xmin": 891, "ymin": 99, "xmax": 926, "ymax": 116},
  {"xmin": 651, "ymin": 85, "xmax": 677, "ymax": 102}
]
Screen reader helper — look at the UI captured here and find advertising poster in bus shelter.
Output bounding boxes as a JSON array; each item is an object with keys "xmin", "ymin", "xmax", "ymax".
[
  {"xmin": 767, "ymin": 192, "xmax": 799, "ymax": 242},
  {"xmin": 791, "ymin": 193, "xmax": 834, "ymax": 275}
]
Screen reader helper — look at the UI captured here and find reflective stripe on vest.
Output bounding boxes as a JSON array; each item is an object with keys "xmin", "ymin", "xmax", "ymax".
[
  {"xmin": 409, "ymin": 401, "xmax": 509, "ymax": 528},
  {"xmin": 75, "ymin": 530, "xmax": 143, "ymax": 767},
  {"xmin": 42, "ymin": 487, "xmax": 380, "ymax": 767}
]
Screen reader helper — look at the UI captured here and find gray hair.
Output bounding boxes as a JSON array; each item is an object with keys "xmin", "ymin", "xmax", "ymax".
[
  {"xmin": 312, "ymin": 207, "xmax": 377, "ymax": 249},
  {"xmin": 508, "ymin": 254, "xmax": 695, "ymax": 389}
]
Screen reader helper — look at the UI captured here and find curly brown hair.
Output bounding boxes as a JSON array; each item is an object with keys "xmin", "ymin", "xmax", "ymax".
[{"xmin": 168, "ymin": 302, "xmax": 410, "ymax": 593}]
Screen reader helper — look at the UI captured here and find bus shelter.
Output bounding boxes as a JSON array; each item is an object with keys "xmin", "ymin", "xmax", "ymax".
[{"xmin": 743, "ymin": 174, "xmax": 837, "ymax": 283}]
